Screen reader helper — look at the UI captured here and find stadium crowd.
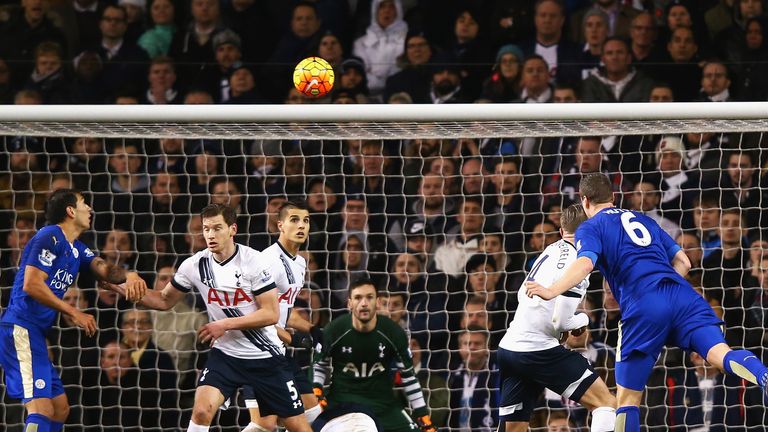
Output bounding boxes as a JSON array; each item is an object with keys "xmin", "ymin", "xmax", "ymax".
[{"xmin": 1, "ymin": 0, "xmax": 768, "ymax": 431}]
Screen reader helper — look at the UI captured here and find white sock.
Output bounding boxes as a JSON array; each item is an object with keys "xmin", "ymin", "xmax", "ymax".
[
  {"xmin": 187, "ymin": 421, "xmax": 210, "ymax": 432},
  {"xmin": 242, "ymin": 422, "xmax": 271, "ymax": 432},
  {"xmin": 591, "ymin": 406, "xmax": 616, "ymax": 432},
  {"xmin": 304, "ymin": 403, "xmax": 322, "ymax": 424}
]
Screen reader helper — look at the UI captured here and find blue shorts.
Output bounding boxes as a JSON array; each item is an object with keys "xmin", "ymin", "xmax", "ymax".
[
  {"xmin": 241, "ymin": 356, "xmax": 313, "ymax": 401},
  {"xmin": 615, "ymin": 280, "xmax": 725, "ymax": 391},
  {"xmin": 498, "ymin": 346, "xmax": 598, "ymax": 423},
  {"xmin": 0, "ymin": 323, "xmax": 64, "ymax": 402},
  {"xmin": 199, "ymin": 348, "xmax": 304, "ymax": 418}
]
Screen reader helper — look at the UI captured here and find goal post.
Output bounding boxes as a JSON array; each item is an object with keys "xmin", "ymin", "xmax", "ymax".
[{"xmin": 0, "ymin": 102, "xmax": 766, "ymax": 431}]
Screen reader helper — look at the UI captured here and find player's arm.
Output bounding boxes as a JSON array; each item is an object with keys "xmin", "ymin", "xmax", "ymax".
[
  {"xmin": 198, "ymin": 286, "xmax": 279, "ymax": 345},
  {"xmin": 90, "ymin": 257, "xmax": 147, "ymax": 302},
  {"xmin": 671, "ymin": 249, "xmax": 691, "ymax": 277},
  {"xmin": 312, "ymin": 324, "xmax": 333, "ymax": 406},
  {"xmin": 286, "ymin": 308, "xmax": 324, "ymax": 348},
  {"xmin": 23, "ymin": 265, "xmax": 96, "ymax": 336},
  {"xmin": 526, "ymin": 256, "xmax": 594, "ymax": 300},
  {"xmin": 392, "ymin": 328, "xmax": 435, "ymax": 431},
  {"xmin": 552, "ymin": 294, "xmax": 589, "ymax": 334}
]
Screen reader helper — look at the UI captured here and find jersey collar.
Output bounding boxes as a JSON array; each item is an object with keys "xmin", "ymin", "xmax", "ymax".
[
  {"xmin": 276, "ymin": 240, "xmax": 296, "ymax": 260},
  {"xmin": 213, "ymin": 244, "xmax": 239, "ymax": 266}
]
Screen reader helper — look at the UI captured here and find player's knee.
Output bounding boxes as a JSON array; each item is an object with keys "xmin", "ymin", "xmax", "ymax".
[
  {"xmin": 52, "ymin": 403, "xmax": 70, "ymax": 422},
  {"xmin": 25, "ymin": 398, "xmax": 55, "ymax": 418},
  {"xmin": 504, "ymin": 421, "xmax": 529, "ymax": 432},
  {"xmin": 191, "ymin": 404, "xmax": 215, "ymax": 425},
  {"xmin": 256, "ymin": 417, "xmax": 278, "ymax": 430}
]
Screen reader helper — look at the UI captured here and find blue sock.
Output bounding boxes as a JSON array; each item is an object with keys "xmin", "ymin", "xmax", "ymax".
[
  {"xmin": 723, "ymin": 349, "xmax": 768, "ymax": 387},
  {"xmin": 25, "ymin": 413, "xmax": 51, "ymax": 432},
  {"xmin": 615, "ymin": 406, "xmax": 640, "ymax": 432},
  {"xmin": 50, "ymin": 421, "xmax": 63, "ymax": 432}
]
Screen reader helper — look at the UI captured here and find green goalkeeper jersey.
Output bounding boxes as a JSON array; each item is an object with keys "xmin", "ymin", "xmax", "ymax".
[{"xmin": 312, "ymin": 314, "xmax": 428, "ymax": 417}]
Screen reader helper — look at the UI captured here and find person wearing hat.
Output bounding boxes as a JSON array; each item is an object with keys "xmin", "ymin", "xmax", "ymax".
[
  {"xmin": 337, "ymin": 56, "xmax": 369, "ymax": 95},
  {"xmin": 384, "ymin": 31, "xmax": 434, "ymax": 103},
  {"xmin": 654, "ymin": 135, "xmax": 701, "ymax": 228},
  {"xmin": 211, "ymin": 28, "xmax": 243, "ymax": 102},
  {"xmin": 481, "ymin": 43, "xmax": 523, "ymax": 102},
  {"xmin": 428, "ymin": 51, "xmax": 468, "ymax": 103},
  {"xmin": 352, "ymin": 0, "xmax": 408, "ymax": 96}
]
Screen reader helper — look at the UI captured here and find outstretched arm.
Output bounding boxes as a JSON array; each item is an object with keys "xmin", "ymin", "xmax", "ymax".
[
  {"xmin": 102, "ymin": 281, "xmax": 185, "ymax": 311},
  {"xmin": 90, "ymin": 257, "xmax": 147, "ymax": 301},
  {"xmin": 25, "ymin": 266, "xmax": 96, "ymax": 336},
  {"xmin": 671, "ymin": 250, "xmax": 691, "ymax": 277},
  {"xmin": 526, "ymin": 256, "xmax": 594, "ymax": 300}
]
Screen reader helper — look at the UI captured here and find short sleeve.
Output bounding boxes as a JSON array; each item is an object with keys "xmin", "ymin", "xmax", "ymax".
[
  {"xmin": 76, "ymin": 241, "xmax": 97, "ymax": 272},
  {"xmin": 655, "ymin": 224, "xmax": 682, "ymax": 262},
  {"xmin": 575, "ymin": 222, "xmax": 602, "ymax": 265},
  {"xmin": 171, "ymin": 257, "xmax": 195, "ymax": 293},
  {"xmin": 249, "ymin": 257, "xmax": 277, "ymax": 296},
  {"xmin": 25, "ymin": 232, "xmax": 58, "ymax": 275}
]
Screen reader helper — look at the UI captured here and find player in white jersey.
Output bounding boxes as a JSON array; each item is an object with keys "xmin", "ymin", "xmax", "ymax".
[
  {"xmin": 497, "ymin": 204, "xmax": 616, "ymax": 432},
  {"xmin": 112, "ymin": 204, "xmax": 312, "ymax": 432},
  {"xmin": 242, "ymin": 201, "xmax": 323, "ymax": 432}
]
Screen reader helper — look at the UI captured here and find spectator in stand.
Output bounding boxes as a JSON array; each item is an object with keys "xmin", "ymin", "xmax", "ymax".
[
  {"xmin": 577, "ymin": 8, "xmax": 609, "ymax": 80},
  {"xmin": 95, "ymin": 141, "xmax": 151, "ymax": 232},
  {"xmin": 221, "ymin": 0, "xmax": 279, "ymax": 64},
  {"xmin": 385, "ymin": 32, "xmax": 434, "ymax": 103},
  {"xmin": 553, "ymin": 82, "xmax": 580, "ymax": 102},
  {"xmin": 697, "ymin": 60, "xmax": 733, "ymax": 102},
  {"xmin": 705, "ymin": 0, "xmax": 736, "ymax": 41},
  {"xmin": 715, "ymin": 0, "xmax": 764, "ymax": 62},
  {"xmin": 346, "ymin": 140, "xmax": 404, "ymax": 233},
  {"xmin": 462, "ymin": 254, "xmax": 515, "ymax": 336},
  {"xmin": 187, "ymin": 146, "xmax": 221, "ymax": 196},
  {"xmin": 119, "ymin": 309, "xmax": 178, "ymax": 391},
  {"xmin": 50, "ymin": 0, "xmax": 105, "ymax": 57},
  {"xmin": 183, "ymin": 214, "xmax": 206, "ymax": 256},
  {"xmin": 516, "ymin": 55, "xmax": 552, "ymax": 103},
  {"xmin": 335, "ymin": 57, "xmax": 369, "ymax": 98},
  {"xmin": 524, "ymin": 220, "xmax": 559, "ymax": 270},
  {"xmin": 183, "ymin": 88, "xmax": 213, "ymax": 103},
  {"xmin": 628, "ymin": 11, "xmax": 662, "ymax": 71},
  {"xmin": 445, "ymin": 7, "xmax": 493, "ymax": 101},
  {"xmin": 460, "ymin": 157, "xmax": 490, "ymax": 196},
  {"xmin": 721, "ymin": 150, "xmax": 767, "ymax": 228},
  {"xmin": 328, "ymin": 232, "xmax": 370, "ymax": 314},
  {"xmin": 582, "ymin": 37, "xmax": 654, "ymax": 103},
  {"xmin": 96, "ymin": 4, "xmax": 150, "ymax": 99},
  {"xmin": 169, "ymin": 0, "xmax": 226, "ymax": 92},
  {"xmin": 693, "ymin": 191, "xmax": 722, "ymax": 259},
  {"xmin": 570, "ymin": 0, "xmax": 639, "ymax": 44},
  {"xmin": 594, "ymin": 279, "xmax": 621, "ymax": 348},
  {"xmin": 434, "ymin": 195, "xmax": 485, "ymax": 277},
  {"xmin": 317, "ymin": 31, "xmax": 344, "ymax": 68},
  {"xmin": 0, "ymin": 0, "xmax": 68, "ymax": 87},
  {"xmin": 118, "ymin": 0, "xmax": 146, "ymax": 42},
  {"xmin": 0, "ymin": 138, "xmax": 49, "ymax": 216},
  {"xmin": 209, "ymin": 176, "xmax": 250, "ymax": 237},
  {"xmin": 447, "ymin": 327, "xmax": 498, "ymax": 431},
  {"xmin": 649, "ymin": 82, "xmax": 674, "ymax": 102},
  {"xmin": 676, "ymin": 231, "xmax": 704, "ymax": 271},
  {"xmin": 226, "ymin": 65, "xmax": 265, "ymax": 103},
  {"xmin": 140, "ymin": 56, "xmax": 182, "ymax": 104},
  {"xmin": 520, "ymin": 0, "xmax": 580, "ymax": 85},
  {"xmin": 480, "ymin": 44, "xmax": 523, "ymax": 103},
  {"xmin": 729, "ymin": 17, "xmax": 768, "ymax": 101},
  {"xmin": 147, "ymin": 171, "xmax": 186, "ymax": 236},
  {"xmin": 83, "ymin": 340, "xmax": 142, "ymax": 430},
  {"xmin": 352, "ymin": 0, "xmax": 408, "ymax": 97},
  {"xmin": 653, "ymin": 135, "xmax": 701, "ymax": 228},
  {"xmin": 23, "ymin": 41, "xmax": 70, "ymax": 103},
  {"xmin": 247, "ymin": 194, "xmax": 284, "ymax": 250},
  {"xmin": 138, "ymin": 0, "xmax": 176, "ymax": 58},
  {"xmin": 393, "ymin": 173, "xmax": 457, "ymax": 248},
  {"xmin": 654, "ymin": 27, "xmax": 702, "ymax": 101},
  {"xmin": 0, "ymin": 215, "xmax": 36, "ymax": 308},
  {"xmin": 629, "ymin": 181, "xmax": 682, "ymax": 240},
  {"xmin": 0, "ymin": 58, "xmax": 12, "ymax": 104},
  {"xmin": 377, "ymin": 290, "xmax": 408, "ymax": 329},
  {"xmin": 427, "ymin": 52, "xmax": 468, "ymax": 104},
  {"xmin": 702, "ymin": 208, "xmax": 762, "ymax": 349}
]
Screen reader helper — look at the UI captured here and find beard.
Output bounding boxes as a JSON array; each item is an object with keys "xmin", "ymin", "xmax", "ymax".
[{"xmin": 434, "ymin": 79, "xmax": 457, "ymax": 96}]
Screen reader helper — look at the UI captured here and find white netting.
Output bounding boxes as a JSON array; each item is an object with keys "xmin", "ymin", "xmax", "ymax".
[{"xmin": 0, "ymin": 104, "xmax": 766, "ymax": 431}]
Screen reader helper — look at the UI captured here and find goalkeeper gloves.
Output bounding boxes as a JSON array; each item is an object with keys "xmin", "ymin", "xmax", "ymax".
[
  {"xmin": 312, "ymin": 386, "xmax": 328, "ymax": 409},
  {"xmin": 415, "ymin": 415, "xmax": 436, "ymax": 432},
  {"xmin": 309, "ymin": 325, "xmax": 323, "ymax": 351},
  {"xmin": 289, "ymin": 332, "xmax": 313, "ymax": 349}
]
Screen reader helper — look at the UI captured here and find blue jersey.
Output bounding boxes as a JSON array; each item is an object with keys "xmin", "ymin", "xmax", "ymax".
[
  {"xmin": 575, "ymin": 208, "xmax": 686, "ymax": 317},
  {"xmin": 1, "ymin": 225, "xmax": 96, "ymax": 331}
]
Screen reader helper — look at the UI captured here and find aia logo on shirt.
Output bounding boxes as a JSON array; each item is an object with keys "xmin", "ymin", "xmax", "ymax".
[
  {"xmin": 207, "ymin": 288, "xmax": 252, "ymax": 306},
  {"xmin": 277, "ymin": 287, "xmax": 300, "ymax": 305}
]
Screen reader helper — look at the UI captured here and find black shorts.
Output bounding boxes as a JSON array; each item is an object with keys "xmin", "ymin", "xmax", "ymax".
[
  {"xmin": 498, "ymin": 346, "xmax": 598, "ymax": 423},
  {"xmin": 199, "ymin": 348, "xmax": 304, "ymax": 418},
  {"xmin": 242, "ymin": 356, "xmax": 313, "ymax": 400}
]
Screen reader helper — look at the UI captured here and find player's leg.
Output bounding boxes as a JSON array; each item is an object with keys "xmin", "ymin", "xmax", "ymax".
[
  {"xmin": 189, "ymin": 385, "xmax": 227, "ymax": 429},
  {"xmin": 48, "ymin": 372, "xmax": 69, "ymax": 432},
  {"xmin": 249, "ymin": 357, "xmax": 311, "ymax": 432},
  {"xmin": 188, "ymin": 349, "xmax": 242, "ymax": 431},
  {"xmin": 496, "ymin": 348, "xmax": 540, "ymax": 432},
  {"xmin": 614, "ymin": 350, "xmax": 657, "ymax": 432},
  {"xmin": 573, "ymin": 378, "xmax": 616, "ymax": 432},
  {"xmin": 242, "ymin": 385, "xmax": 276, "ymax": 432}
]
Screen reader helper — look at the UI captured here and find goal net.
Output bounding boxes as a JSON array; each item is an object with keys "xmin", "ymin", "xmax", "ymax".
[{"xmin": 0, "ymin": 103, "xmax": 766, "ymax": 431}]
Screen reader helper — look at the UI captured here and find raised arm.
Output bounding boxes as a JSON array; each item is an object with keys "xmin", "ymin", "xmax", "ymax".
[
  {"xmin": 90, "ymin": 257, "xmax": 147, "ymax": 301},
  {"xmin": 24, "ymin": 266, "xmax": 96, "ymax": 336},
  {"xmin": 526, "ymin": 256, "xmax": 594, "ymax": 300}
]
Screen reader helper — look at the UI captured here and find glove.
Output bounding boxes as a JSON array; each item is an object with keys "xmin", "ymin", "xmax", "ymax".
[
  {"xmin": 290, "ymin": 332, "xmax": 313, "ymax": 350},
  {"xmin": 313, "ymin": 386, "xmax": 328, "ymax": 409},
  {"xmin": 309, "ymin": 325, "xmax": 323, "ymax": 351},
  {"xmin": 415, "ymin": 415, "xmax": 436, "ymax": 432}
]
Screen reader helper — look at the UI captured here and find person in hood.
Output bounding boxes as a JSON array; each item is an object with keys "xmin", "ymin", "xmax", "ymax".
[{"xmin": 352, "ymin": 0, "xmax": 408, "ymax": 96}]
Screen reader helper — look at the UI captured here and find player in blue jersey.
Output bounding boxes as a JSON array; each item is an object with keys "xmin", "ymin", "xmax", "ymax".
[
  {"xmin": 526, "ymin": 173, "xmax": 768, "ymax": 432},
  {"xmin": 0, "ymin": 189, "xmax": 147, "ymax": 432}
]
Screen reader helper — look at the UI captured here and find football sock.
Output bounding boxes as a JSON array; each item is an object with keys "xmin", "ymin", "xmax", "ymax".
[
  {"xmin": 187, "ymin": 420, "xmax": 210, "ymax": 432},
  {"xmin": 241, "ymin": 423, "xmax": 271, "ymax": 432},
  {"xmin": 25, "ymin": 413, "xmax": 51, "ymax": 432},
  {"xmin": 304, "ymin": 403, "xmax": 322, "ymax": 424},
  {"xmin": 50, "ymin": 421, "xmax": 63, "ymax": 432},
  {"xmin": 591, "ymin": 406, "xmax": 616, "ymax": 432},
  {"xmin": 723, "ymin": 349, "xmax": 768, "ymax": 387},
  {"xmin": 615, "ymin": 406, "xmax": 639, "ymax": 432}
]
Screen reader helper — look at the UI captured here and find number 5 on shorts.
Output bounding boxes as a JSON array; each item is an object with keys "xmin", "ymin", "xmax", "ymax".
[{"xmin": 286, "ymin": 380, "xmax": 299, "ymax": 401}]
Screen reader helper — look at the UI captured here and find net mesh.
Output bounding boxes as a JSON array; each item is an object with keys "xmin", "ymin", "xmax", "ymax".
[{"xmin": 0, "ymin": 113, "xmax": 767, "ymax": 431}]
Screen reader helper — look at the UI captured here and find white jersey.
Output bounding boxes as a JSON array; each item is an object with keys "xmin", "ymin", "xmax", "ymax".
[
  {"xmin": 172, "ymin": 244, "xmax": 283, "ymax": 360},
  {"xmin": 262, "ymin": 241, "xmax": 307, "ymax": 328},
  {"xmin": 499, "ymin": 239, "xmax": 589, "ymax": 352}
]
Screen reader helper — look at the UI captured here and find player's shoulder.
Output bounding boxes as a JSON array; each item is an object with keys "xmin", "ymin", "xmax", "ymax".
[
  {"xmin": 237, "ymin": 243, "xmax": 268, "ymax": 263},
  {"xmin": 262, "ymin": 242, "xmax": 280, "ymax": 257},
  {"xmin": 73, "ymin": 240, "xmax": 96, "ymax": 259},
  {"xmin": 375, "ymin": 315, "xmax": 407, "ymax": 340},
  {"xmin": 33, "ymin": 225, "xmax": 63, "ymax": 244},
  {"xmin": 325, "ymin": 314, "xmax": 353, "ymax": 337},
  {"xmin": 178, "ymin": 249, "xmax": 208, "ymax": 269}
]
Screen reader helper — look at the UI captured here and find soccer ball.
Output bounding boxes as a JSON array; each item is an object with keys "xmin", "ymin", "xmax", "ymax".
[{"xmin": 293, "ymin": 57, "xmax": 335, "ymax": 98}]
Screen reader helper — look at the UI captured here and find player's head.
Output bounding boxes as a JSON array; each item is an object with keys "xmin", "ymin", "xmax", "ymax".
[
  {"xmin": 200, "ymin": 203, "xmax": 237, "ymax": 253},
  {"xmin": 579, "ymin": 173, "xmax": 614, "ymax": 217},
  {"xmin": 277, "ymin": 200, "xmax": 310, "ymax": 245},
  {"xmin": 45, "ymin": 188, "xmax": 92, "ymax": 229},
  {"xmin": 559, "ymin": 203, "xmax": 587, "ymax": 237},
  {"xmin": 347, "ymin": 277, "xmax": 378, "ymax": 324}
]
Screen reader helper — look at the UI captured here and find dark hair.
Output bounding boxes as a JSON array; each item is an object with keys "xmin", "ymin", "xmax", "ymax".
[
  {"xmin": 45, "ymin": 188, "xmax": 82, "ymax": 224},
  {"xmin": 727, "ymin": 149, "xmax": 758, "ymax": 167},
  {"xmin": 601, "ymin": 36, "xmax": 629, "ymax": 52},
  {"xmin": 349, "ymin": 277, "xmax": 377, "ymax": 298},
  {"xmin": 579, "ymin": 173, "xmax": 613, "ymax": 204},
  {"xmin": 494, "ymin": 155, "xmax": 521, "ymax": 170},
  {"xmin": 560, "ymin": 203, "xmax": 587, "ymax": 234},
  {"xmin": 694, "ymin": 190, "xmax": 720, "ymax": 208},
  {"xmin": 462, "ymin": 324, "xmax": 490, "ymax": 342},
  {"xmin": 382, "ymin": 290, "xmax": 408, "ymax": 302},
  {"xmin": 278, "ymin": 200, "xmax": 309, "ymax": 220},
  {"xmin": 200, "ymin": 203, "xmax": 237, "ymax": 226}
]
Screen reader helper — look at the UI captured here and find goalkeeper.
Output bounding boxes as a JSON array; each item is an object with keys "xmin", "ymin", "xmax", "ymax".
[{"xmin": 312, "ymin": 278, "xmax": 436, "ymax": 432}]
